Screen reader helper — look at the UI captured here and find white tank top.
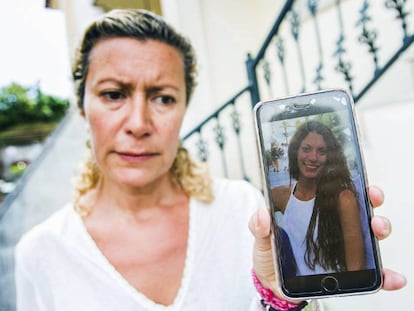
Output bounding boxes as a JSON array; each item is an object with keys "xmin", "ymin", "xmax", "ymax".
[{"xmin": 276, "ymin": 183, "xmax": 335, "ymax": 276}]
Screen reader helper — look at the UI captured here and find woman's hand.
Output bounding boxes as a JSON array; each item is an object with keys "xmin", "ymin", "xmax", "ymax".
[
  {"xmin": 368, "ymin": 186, "xmax": 407, "ymax": 290},
  {"xmin": 249, "ymin": 185, "xmax": 406, "ymax": 298},
  {"xmin": 249, "ymin": 205, "xmax": 285, "ymax": 299}
]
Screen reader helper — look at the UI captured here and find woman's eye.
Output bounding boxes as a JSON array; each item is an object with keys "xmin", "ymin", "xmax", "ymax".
[
  {"xmin": 102, "ymin": 91, "xmax": 125, "ymax": 101},
  {"xmin": 153, "ymin": 95, "xmax": 176, "ymax": 105}
]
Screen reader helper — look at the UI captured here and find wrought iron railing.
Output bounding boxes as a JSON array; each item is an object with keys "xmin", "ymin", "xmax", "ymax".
[
  {"xmin": 182, "ymin": 86, "xmax": 255, "ymax": 182},
  {"xmin": 182, "ymin": 0, "xmax": 414, "ymax": 186}
]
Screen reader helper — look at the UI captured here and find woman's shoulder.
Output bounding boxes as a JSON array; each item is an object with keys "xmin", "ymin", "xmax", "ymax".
[
  {"xmin": 210, "ymin": 178, "xmax": 265, "ymax": 209},
  {"xmin": 271, "ymin": 184, "xmax": 292, "ymax": 212},
  {"xmin": 213, "ymin": 178, "xmax": 262, "ymax": 197},
  {"xmin": 338, "ymin": 188, "xmax": 358, "ymax": 209},
  {"xmin": 16, "ymin": 205, "xmax": 75, "ymax": 256},
  {"xmin": 272, "ymin": 184, "xmax": 291, "ymax": 195},
  {"xmin": 338, "ymin": 188, "xmax": 356, "ymax": 198},
  {"xmin": 271, "ymin": 184, "xmax": 292, "ymax": 202}
]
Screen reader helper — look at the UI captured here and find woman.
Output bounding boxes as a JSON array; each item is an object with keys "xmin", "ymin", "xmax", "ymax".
[
  {"xmin": 273, "ymin": 120, "xmax": 365, "ymax": 276},
  {"xmin": 14, "ymin": 9, "xmax": 405, "ymax": 311},
  {"xmin": 270, "ymin": 143, "xmax": 282, "ymax": 172}
]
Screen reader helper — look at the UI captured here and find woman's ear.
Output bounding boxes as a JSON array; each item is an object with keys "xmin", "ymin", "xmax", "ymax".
[{"xmin": 78, "ymin": 105, "xmax": 86, "ymax": 118}]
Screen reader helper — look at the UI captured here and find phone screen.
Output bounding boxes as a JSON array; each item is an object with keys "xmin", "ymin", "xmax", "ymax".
[{"xmin": 254, "ymin": 89, "xmax": 382, "ymax": 299}]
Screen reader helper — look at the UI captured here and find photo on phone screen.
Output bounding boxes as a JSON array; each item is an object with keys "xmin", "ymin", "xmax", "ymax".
[{"xmin": 254, "ymin": 89, "xmax": 382, "ymax": 299}]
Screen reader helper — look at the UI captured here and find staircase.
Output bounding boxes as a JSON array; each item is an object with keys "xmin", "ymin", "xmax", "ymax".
[{"xmin": 182, "ymin": 0, "xmax": 414, "ymax": 190}]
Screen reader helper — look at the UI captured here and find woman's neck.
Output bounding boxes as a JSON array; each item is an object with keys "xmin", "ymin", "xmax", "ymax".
[
  {"xmin": 294, "ymin": 178, "xmax": 317, "ymax": 201},
  {"xmin": 83, "ymin": 174, "xmax": 188, "ymax": 219}
]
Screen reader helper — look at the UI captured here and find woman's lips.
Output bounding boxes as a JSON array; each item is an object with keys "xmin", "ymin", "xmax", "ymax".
[
  {"xmin": 116, "ymin": 151, "xmax": 159, "ymax": 162},
  {"xmin": 302, "ymin": 162, "xmax": 322, "ymax": 175}
]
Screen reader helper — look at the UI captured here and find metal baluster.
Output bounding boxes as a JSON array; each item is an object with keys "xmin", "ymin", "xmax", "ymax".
[
  {"xmin": 246, "ymin": 53, "xmax": 260, "ymax": 106},
  {"xmin": 231, "ymin": 105, "xmax": 249, "ymax": 181},
  {"xmin": 334, "ymin": 0, "xmax": 354, "ymax": 94},
  {"xmin": 275, "ymin": 37, "xmax": 290, "ymax": 95},
  {"xmin": 357, "ymin": 0, "xmax": 380, "ymax": 74},
  {"xmin": 196, "ymin": 133, "xmax": 208, "ymax": 162},
  {"xmin": 308, "ymin": 0, "xmax": 324, "ymax": 90},
  {"xmin": 385, "ymin": 0, "xmax": 410, "ymax": 43},
  {"xmin": 213, "ymin": 119, "xmax": 228, "ymax": 178},
  {"xmin": 262, "ymin": 59, "xmax": 273, "ymax": 98},
  {"xmin": 290, "ymin": 9, "xmax": 306, "ymax": 93}
]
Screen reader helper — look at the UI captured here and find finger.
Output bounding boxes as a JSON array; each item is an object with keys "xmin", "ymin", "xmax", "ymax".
[
  {"xmin": 368, "ymin": 186, "xmax": 384, "ymax": 208},
  {"xmin": 382, "ymin": 268, "xmax": 407, "ymax": 290},
  {"xmin": 249, "ymin": 207, "xmax": 271, "ymax": 244},
  {"xmin": 371, "ymin": 215, "xmax": 392, "ymax": 240},
  {"xmin": 249, "ymin": 207, "xmax": 274, "ymax": 280}
]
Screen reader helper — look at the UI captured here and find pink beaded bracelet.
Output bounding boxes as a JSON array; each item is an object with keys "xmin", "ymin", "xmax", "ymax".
[{"xmin": 251, "ymin": 269, "xmax": 308, "ymax": 311}]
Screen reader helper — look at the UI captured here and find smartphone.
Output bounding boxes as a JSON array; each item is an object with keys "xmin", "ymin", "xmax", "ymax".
[{"xmin": 254, "ymin": 89, "xmax": 382, "ymax": 299}]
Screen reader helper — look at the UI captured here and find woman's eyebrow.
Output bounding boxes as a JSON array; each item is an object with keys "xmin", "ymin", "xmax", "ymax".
[
  {"xmin": 146, "ymin": 85, "xmax": 180, "ymax": 93},
  {"xmin": 92, "ymin": 78, "xmax": 126, "ymax": 89}
]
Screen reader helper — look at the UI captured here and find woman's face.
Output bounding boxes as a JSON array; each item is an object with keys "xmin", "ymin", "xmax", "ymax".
[
  {"xmin": 83, "ymin": 38, "xmax": 187, "ymax": 189},
  {"xmin": 297, "ymin": 132, "xmax": 327, "ymax": 180}
]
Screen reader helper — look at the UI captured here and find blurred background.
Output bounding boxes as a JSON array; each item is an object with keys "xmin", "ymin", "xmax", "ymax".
[
  {"xmin": 0, "ymin": 0, "xmax": 71, "ymax": 203},
  {"xmin": 0, "ymin": 0, "xmax": 413, "ymax": 310}
]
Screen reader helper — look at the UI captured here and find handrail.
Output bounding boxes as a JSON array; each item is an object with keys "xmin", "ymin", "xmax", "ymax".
[
  {"xmin": 355, "ymin": 33, "xmax": 414, "ymax": 103},
  {"xmin": 252, "ymin": 0, "xmax": 295, "ymax": 68},
  {"xmin": 0, "ymin": 109, "xmax": 76, "ymax": 219},
  {"xmin": 182, "ymin": 86, "xmax": 250, "ymax": 140},
  {"xmin": 182, "ymin": 0, "xmax": 414, "ymax": 185}
]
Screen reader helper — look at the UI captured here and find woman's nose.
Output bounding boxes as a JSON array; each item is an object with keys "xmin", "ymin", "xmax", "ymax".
[
  {"xmin": 124, "ymin": 96, "xmax": 152, "ymax": 137},
  {"xmin": 308, "ymin": 150, "xmax": 318, "ymax": 161}
]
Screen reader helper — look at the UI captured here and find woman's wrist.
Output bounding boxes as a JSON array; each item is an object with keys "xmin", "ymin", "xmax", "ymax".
[{"xmin": 252, "ymin": 269, "xmax": 308, "ymax": 311}]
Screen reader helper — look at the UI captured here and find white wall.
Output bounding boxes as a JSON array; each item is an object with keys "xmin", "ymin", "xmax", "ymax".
[
  {"xmin": 57, "ymin": 0, "xmax": 104, "ymax": 62},
  {"xmin": 161, "ymin": 0, "xmax": 281, "ymax": 134}
]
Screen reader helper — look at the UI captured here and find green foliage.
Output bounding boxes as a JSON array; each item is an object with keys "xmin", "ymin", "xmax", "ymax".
[
  {"xmin": 8, "ymin": 161, "xmax": 29, "ymax": 180},
  {"xmin": 0, "ymin": 122, "xmax": 58, "ymax": 146},
  {"xmin": 0, "ymin": 82, "xmax": 69, "ymax": 130}
]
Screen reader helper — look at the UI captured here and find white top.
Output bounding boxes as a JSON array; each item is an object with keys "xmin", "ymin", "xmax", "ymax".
[
  {"xmin": 277, "ymin": 183, "xmax": 334, "ymax": 276},
  {"xmin": 14, "ymin": 179, "xmax": 266, "ymax": 311}
]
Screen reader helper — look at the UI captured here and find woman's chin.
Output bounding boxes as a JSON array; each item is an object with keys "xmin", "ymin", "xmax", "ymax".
[
  {"xmin": 300, "ymin": 167, "xmax": 324, "ymax": 180},
  {"xmin": 109, "ymin": 169, "xmax": 168, "ymax": 190}
]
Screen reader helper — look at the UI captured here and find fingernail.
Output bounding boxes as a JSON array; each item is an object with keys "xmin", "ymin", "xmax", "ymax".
[
  {"xmin": 255, "ymin": 209, "xmax": 261, "ymax": 230},
  {"xmin": 397, "ymin": 274, "xmax": 407, "ymax": 286},
  {"xmin": 382, "ymin": 217, "xmax": 391, "ymax": 235}
]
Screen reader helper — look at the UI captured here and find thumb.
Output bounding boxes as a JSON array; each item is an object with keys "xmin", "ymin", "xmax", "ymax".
[
  {"xmin": 249, "ymin": 207, "xmax": 275, "ymax": 284},
  {"xmin": 249, "ymin": 206, "xmax": 271, "ymax": 243},
  {"xmin": 249, "ymin": 208, "xmax": 304, "ymax": 304}
]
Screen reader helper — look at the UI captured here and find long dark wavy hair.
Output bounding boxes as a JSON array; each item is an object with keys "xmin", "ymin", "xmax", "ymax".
[{"xmin": 288, "ymin": 120, "xmax": 360, "ymax": 272}]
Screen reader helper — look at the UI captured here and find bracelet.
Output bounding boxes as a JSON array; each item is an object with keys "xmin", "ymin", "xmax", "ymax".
[
  {"xmin": 252, "ymin": 269, "xmax": 308, "ymax": 311},
  {"xmin": 259, "ymin": 299, "xmax": 308, "ymax": 311}
]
